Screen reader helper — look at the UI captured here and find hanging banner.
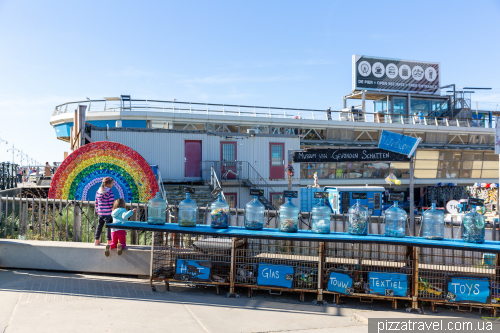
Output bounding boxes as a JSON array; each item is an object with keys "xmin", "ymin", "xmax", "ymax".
[
  {"xmin": 292, "ymin": 148, "xmax": 410, "ymax": 163},
  {"xmin": 353, "ymin": 55, "xmax": 440, "ymax": 93},
  {"xmin": 378, "ymin": 130, "xmax": 421, "ymax": 158}
]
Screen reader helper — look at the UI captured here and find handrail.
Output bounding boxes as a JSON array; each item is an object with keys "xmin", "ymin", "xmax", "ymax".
[
  {"xmin": 156, "ymin": 170, "xmax": 168, "ymax": 205},
  {"xmin": 210, "ymin": 166, "xmax": 226, "ymax": 201},
  {"xmin": 51, "ymin": 99, "xmax": 497, "ymax": 129}
]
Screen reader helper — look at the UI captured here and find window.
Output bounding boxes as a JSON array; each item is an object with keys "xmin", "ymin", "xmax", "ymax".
[
  {"xmin": 270, "ymin": 193, "xmax": 284, "ymax": 209},
  {"xmin": 393, "ymin": 98, "xmax": 407, "ymax": 115},
  {"xmin": 426, "ymin": 132, "xmax": 447, "ymax": 143},
  {"xmin": 225, "ymin": 193, "xmax": 237, "ymax": 208},
  {"xmin": 271, "ymin": 144, "xmax": 283, "ymax": 166}
]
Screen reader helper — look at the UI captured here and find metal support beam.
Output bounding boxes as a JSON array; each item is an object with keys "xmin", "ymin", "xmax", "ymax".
[{"xmin": 409, "ymin": 156, "xmax": 415, "ymax": 236}]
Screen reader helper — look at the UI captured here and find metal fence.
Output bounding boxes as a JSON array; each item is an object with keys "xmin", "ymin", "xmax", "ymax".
[{"xmin": 1, "ymin": 163, "xmax": 18, "ymax": 190}]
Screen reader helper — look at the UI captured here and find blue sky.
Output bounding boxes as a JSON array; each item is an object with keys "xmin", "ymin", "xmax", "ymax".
[{"xmin": 0, "ymin": 0, "xmax": 499, "ymax": 164}]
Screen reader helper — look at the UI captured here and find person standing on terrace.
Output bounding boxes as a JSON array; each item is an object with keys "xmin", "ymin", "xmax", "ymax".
[{"xmin": 94, "ymin": 177, "xmax": 115, "ymax": 251}]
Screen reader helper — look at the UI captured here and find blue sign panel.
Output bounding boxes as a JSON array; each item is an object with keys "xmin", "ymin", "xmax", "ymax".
[
  {"xmin": 368, "ymin": 272, "xmax": 409, "ymax": 297},
  {"xmin": 257, "ymin": 264, "xmax": 294, "ymax": 288},
  {"xmin": 327, "ymin": 272, "xmax": 353, "ymax": 294},
  {"xmin": 378, "ymin": 130, "xmax": 421, "ymax": 157},
  {"xmin": 447, "ymin": 278, "xmax": 490, "ymax": 304},
  {"xmin": 175, "ymin": 259, "xmax": 211, "ymax": 281}
]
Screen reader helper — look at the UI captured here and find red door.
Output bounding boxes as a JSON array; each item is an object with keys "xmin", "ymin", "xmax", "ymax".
[
  {"xmin": 221, "ymin": 142, "xmax": 237, "ymax": 179},
  {"xmin": 185, "ymin": 140, "xmax": 202, "ymax": 177},
  {"xmin": 269, "ymin": 143, "xmax": 285, "ymax": 179}
]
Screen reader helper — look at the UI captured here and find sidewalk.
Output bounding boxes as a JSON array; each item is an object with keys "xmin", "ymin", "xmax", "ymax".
[{"xmin": 0, "ymin": 269, "xmax": 492, "ymax": 333}]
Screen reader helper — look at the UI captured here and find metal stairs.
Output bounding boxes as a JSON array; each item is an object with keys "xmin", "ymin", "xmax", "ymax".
[{"xmin": 241, "ymin": 178, "xmax": 275, "ymax": 210}]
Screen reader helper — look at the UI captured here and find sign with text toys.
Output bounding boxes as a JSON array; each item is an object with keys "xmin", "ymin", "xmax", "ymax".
[
  {"xmin": 283, "ymin": 190, "xmax": 298, "ymax": 198},
  {"xmin": 250, "ymin": 189, "xmax": 264, "ymax": 196},
  {"xmin": 468, "ymin": 198, "xmax": 484, "ymax": 207},
  {"xmin": 314, "ymin": 192, "xmax": 328, "ymax": 199},
  {"xmin": 183, "ymin": 187, "xmax": 196, "ymax": 194}
]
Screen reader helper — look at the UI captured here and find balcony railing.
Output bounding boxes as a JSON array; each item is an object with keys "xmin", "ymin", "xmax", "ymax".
[{"xmin": 52, "ymin": 99, "xmax": 496, "ymax": 129}]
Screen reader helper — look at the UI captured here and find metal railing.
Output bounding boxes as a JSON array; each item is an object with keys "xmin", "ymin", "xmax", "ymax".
[
  {"xmin": 52, "ymin": 99, "xmax": 496, "ymax": 129},
  {"xmin": 202, "ymin": 161, "xmax": 278, "ymax": 205},
  {"xmin": 1, "ymin": 163, "xmax": 18, "ymax": 190},
  {"xmin": 16, "ymin": 165, "xmax": 59, "ymax": 187},
  {"xmin": 209, "ymin": 166, "xmax": 225, "ymax": 201}
]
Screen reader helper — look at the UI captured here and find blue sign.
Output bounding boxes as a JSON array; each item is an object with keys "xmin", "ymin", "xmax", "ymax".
[
  {"xmin": 175, "ymin": 259, "xmax": 211, "ymax": 281},
  {"xmin": 368, "ymin": 272, "xmax": 409, "ymax": 297},
  {"xmin": 327, "ymin": 272, "xmax": 353, "ymax": 294},
  {"xmin": 257, "ymin": 264, "xmax": 294, "ymax": 288},
  {"xmin": 378, "ymin": 130, "xmax": 421, "ymax": 157},
  {"xmin": 447, "ymin": 278, "xmax": 490, "ymax": 304}
]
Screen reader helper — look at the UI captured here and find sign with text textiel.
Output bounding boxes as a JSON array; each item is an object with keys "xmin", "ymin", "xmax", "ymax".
[
  {"xmin": 175, "ymin": 259, "xmax": 211, "ymax": 282},
  {"xmin": 368, "ymin": 272, "xmax": 409, "ymax": 297},
  {"xmin": 257, "ymin": 264, "xmax": 294, "ymax": 288},
  {"xmin": 353, "ymin": 55, "xmax": 440, "ymax": 93},
  {"xmin": 327, "ymin": 272, "xmax": 353, "ymax": 294},
  {"xmin": 378, "ymin": 130, "xmax": 421, "ymax": 158},
  {"xmin": 446, "ymin": 278, "xmax": 490, "ymax": 304},
  {"xmin": 292, "ymin": 148, "xmax": 410, "ymax": 163}
]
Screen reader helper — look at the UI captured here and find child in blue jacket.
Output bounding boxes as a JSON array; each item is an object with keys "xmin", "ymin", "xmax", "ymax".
[{"xmin": 107, "ymin": 198, "xmax": 136, "ymax": 256}]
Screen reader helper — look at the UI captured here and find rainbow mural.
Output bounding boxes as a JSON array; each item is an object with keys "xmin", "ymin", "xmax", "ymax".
[{"xmin": 49, "ymin": 141, "xmax": 159, "ymax": 203}]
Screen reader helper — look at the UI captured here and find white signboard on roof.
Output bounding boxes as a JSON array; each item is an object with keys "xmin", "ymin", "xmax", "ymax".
[{"xmin": 353, "ymin": 55, "xmax": 440, "ymax": 94}]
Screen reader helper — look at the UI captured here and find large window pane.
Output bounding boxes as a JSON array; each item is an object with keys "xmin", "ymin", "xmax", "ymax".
[
  {"xmin": 484, "ymin": 154, "xmax": 499, "ymax": 161},
  {"xmin": 416, "ymin": 150, "xmax": 439, "ymax": 160},
  {"xmin": 483, "ymin": 161, "xmax": 498, "ymax": 169},
  {"xmin": 481, "ymin": 170, "xmax": 498, "ymax": 178},
  {"xmin": 393, "ymin": 98, "xmax": 407, "ymax": 115},
  {"xmin": 416, "ymin": 160, "xmax": 439, "ymax": 169},
  {"xmin": 471, "ymin": 170, "xmax": 481, "ymax": 178},
  {"xmin": 415, "ymin": 170, "xmax": 437, "ymax": 178}
]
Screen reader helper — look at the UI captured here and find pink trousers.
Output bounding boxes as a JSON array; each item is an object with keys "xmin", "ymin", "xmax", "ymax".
[{"xmin": 110, "ymin": 230, "xmax": 127, "ymax": 250}]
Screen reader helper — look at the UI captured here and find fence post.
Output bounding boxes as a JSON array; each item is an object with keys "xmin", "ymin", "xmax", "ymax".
[
  {"xmin": 0, "ymin": 195, "xmax": 3, "ymax": 238},
  {"xmin": 131, "ymin": 202, "xmax": 137, "ymax": 244},
  {"xmin": 410, "ymin": 246, "xmax": 419, "ymax": 310},
  {"xmin": 73, "ymin": 201, "xmax": 82, "ymax": 242},
  {"xmin": 22, "ymin": 198, "xmax": 28, "ymax": 237},
  {"xmin": 316, "ymin": 242, "xmax": 325, "ymax": 303}
]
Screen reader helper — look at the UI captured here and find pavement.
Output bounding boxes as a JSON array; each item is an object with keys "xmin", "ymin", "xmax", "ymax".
[{"xmin": 0, "ymin": 269, "xmax": 496, "ymax": 333}]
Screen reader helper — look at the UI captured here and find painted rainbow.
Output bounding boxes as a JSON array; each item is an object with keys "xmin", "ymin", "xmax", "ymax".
[{"xmin": 48, "ymin": 141, "xmax": 159, "ymax": 203}]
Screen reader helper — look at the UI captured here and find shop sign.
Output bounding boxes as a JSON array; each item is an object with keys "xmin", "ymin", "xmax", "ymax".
[
  {"xmin": 257, "ymin": 264, "xmax": 294, "ymax": 288},
  {"xmin": 352, "ymin": 192, "xmax": 367, "ymax": 199},
  {"xmin": 368, "ymin": 272, "xmax": 409, "ymax": 297},
  {"xmin": 378, "ymin": 130, "xmax": 421, "ymax": 157},
  {"xmin": 175, "ymin": 259, "xmax": 211, "ymax": 282},
  {"xmin": 353, "ymin": 55, "xmax": 440, "ymax": 93},
  {"xmin": 292, "ymin": 148, "xmax": 410, "ymax": 163},
  {"xmin": 327, "ymin": 272, "xmax": 353, "ymax": 295},
  {"xmin": 446, "ymin": 278, "xmax": 490, "ymax": 304}
]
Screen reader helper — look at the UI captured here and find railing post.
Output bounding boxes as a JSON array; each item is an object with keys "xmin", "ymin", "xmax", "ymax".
[
  {"xmin": 317, "ymin": 242, "xmax": 325, "ymax": 303},
  {"xmin": 73, "ymin": 201, "xmax": 82, "ymax": 242}
]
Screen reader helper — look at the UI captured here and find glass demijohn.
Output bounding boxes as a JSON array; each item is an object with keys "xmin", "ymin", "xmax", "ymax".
[
  {"xmin": 245, "ymin": 196, "xmax": 265, "ymax": 230},
  {"xmin": 279, "ymin": 198, "xmax": 299, "ymax": 232},
  {"xmin": 348, "ymin": 200, "xmax": 368, "ymax": 236},
  {"xmin": 422, "ymin": 203, "xmax": 444, "ymax": 240},
  {"xmin": 179, "ymin": 193, "xmax": 198, "ymax": 227},
  {"xmin": 384, "ymin": 202, "xmax": 406, "ymax": 238},
  {"xmin": 147, "ymin": 192, "xmax": 166, "ymax": 225},
  {"xmin": 211, "ymin": 193, "xmax": 229, "ymax": 229},
  {"xmin": 311, "ymin": 198, "xmax": 331, "ymax": 234},
  {"xmin": 462, "ymin": 207, "xmax": 485, "ymax": 243}
]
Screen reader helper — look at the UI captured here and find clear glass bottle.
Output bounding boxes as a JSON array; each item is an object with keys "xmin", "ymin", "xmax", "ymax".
[
  {"xmin": 147, "ymin": 192, "xmax": 166, "ymax": 225},
  {"xmin": 279, "ymin": 198, "xmax": 299, "ymax": 232},
  {"xmin": 211, "ymin": 193, "xmax": 229, "ymax": 229},
  {"xmin": 384, "ymin": 202, "xmax": 406, "ymax": 238},
  {"xmin": 348, "ymin": 199, "xmax": 368, "ymax": 236},
  {"xmin": 311, "ymin": 198, "xmax": 331, "ymax": 234},
  {"xmin": 462, "ymin": 207, "xmax": 485, "ymax": 243},
  {"xmin": 179, "ymin": 192, "xmax": 198, "ymax": 227},
  {"xmin": 423, "ymin": 203, "xmax": 444, "ymax": 240},
  {"xmin": 245, "ymin": 196, "xmax": 265, "ymax": 230}
]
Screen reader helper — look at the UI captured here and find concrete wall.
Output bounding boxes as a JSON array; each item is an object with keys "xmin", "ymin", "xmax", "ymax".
[{"xmin": 0, "ymin": 240, "xmax": 150, "ymax": 276}]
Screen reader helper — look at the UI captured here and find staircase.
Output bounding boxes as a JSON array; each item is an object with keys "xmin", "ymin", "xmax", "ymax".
[
  {"xmin": 241, "ymin": 179, "xmax": 275, "ymax": 210},
  {"xmin": 163, "ymin": 185, "xmax": 214, "ymax": 207}
]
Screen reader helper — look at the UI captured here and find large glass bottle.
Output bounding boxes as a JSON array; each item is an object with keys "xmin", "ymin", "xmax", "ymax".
[
  {"xmin": 384, "ymin": 202, "xmax": 406, "ymax": 238},
  {"xmin": 422, "ymin": 203, "xmax": 444, "ymax": 240},
  {"xmin": 348, "ymin": 199, "xmax": 368, "ymax": 236},
  {"xmin": 311, "ymin": 198, "xmax": 331, "ymax": 234},
  {"xmin": 245, "ymin": 196, "xmax": 265, "ymax": 230},
  {"xmin": 211, "ymin": 193, "xmax": 229, "ymax": 229},
  {"xmin": 147, "ymin": 192, "xmax": 166, "ymax": 225},
  {"xmin": 279, "ymin": 198, "xmax": 299, "ymax": 232},
  {"xmin": 462, "ymin": 207, "xmax": 485, "ymax": 243},
  {"xmin": 179, "ymin": 192, "xmax": 198, "ymax": 227}
]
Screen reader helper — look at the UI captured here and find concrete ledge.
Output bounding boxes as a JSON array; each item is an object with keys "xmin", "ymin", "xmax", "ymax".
[{"xmin": 0, "ymin": 239, "xmax": 150, "ymax": 276}]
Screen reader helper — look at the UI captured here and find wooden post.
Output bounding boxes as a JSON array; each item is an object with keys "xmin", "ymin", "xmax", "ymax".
[
  {"xmin": 11, "ymin": 196, "xmax": 15, "ymax": 237},
  {"xmin": 45, "ymin": 197, "xmax": 48, "ymax": 238},
  {"xmin": 317, "ymin": 242, "xmax": 325, "ymax": 303},
  {"xmin": 131, "ymin": 202, "xmax": 137, "ymax": 244},
  {"xmin": 38, "ymin": 197, "xmax": 42, "ymax": 236},
  {"xmin": 30, "ymin": 197, "xmax": 35, "ymax": 235},
  {"xmin": 411, "ymin": 246, "xmax": 419, "ymax": 310},
  {"xmin": 229, "ymin": 237, "xmax": 237, "ymax": 296},
  {"xmin": 73, "ymin": 201, "xmax": 82, "ymax": 242},
  {"xmin": 0, "ymin": 195, "xmax": 3, "ymax": 238},
  {"xmin": 52, "ymin": 199, "xmax": 55, "ymax": 241}
]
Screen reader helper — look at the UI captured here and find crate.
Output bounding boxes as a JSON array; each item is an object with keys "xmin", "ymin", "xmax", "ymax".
[{"xmin": 322, "ymin": 242, "xmax": 415, "ymax": 309}]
